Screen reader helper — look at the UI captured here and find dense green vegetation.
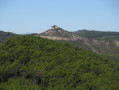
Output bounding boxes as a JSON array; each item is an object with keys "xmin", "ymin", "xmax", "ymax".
[
  {"xmin": 0, "ymin": 36, "xmax": 119, "ymax": 90},
  {"xmin": 74, "ymin": 30, "xmax": 119, "ymax": 38},
  {"xmin": 0, "ymin": 30, "xmax": 17, "ymax": 44}
]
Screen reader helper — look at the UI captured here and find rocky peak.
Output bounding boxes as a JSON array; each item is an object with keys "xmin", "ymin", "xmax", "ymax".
[{"xmin": 51, "ymin": 25, "xmax": 59, "ymax": 29}]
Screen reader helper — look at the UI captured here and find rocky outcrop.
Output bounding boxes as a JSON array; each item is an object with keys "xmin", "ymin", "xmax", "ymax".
[{"xmin": 51, "ymin": 25, "xmax": 59, "ymax": 29}]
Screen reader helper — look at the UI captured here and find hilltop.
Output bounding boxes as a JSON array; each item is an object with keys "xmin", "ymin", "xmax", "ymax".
[{"xmin": 38, "ymin": 25, "xmax": 84, "ymax": 41}]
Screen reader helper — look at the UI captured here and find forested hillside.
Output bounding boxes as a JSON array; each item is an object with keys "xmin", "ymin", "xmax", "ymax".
[
  {"xmin": 0, "ymin": 36, "xmax": 119, "ymax": 90},
  {"xmin": 74, "ymin": 30, "xmax": 119, "ymax": 38},
  {"xmin": 0, "ymin": 30, "xmax": 18, "ymax": 44}
]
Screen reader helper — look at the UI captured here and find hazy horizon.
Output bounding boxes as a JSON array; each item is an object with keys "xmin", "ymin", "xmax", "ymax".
[{"xmin": 0, "ymin": 0, "xmax": 119, "ymax": 34}]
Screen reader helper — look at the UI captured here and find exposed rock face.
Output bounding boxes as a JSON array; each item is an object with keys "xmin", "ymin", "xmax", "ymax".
[{"xmin": 115, "ymin": 40, "xmax": 119, "ymax": 47}]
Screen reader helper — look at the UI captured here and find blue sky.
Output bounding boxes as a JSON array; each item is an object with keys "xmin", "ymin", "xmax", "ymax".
[{"xmin": 0, "ymin": 0, "xmax": 119, "ymax": 34}]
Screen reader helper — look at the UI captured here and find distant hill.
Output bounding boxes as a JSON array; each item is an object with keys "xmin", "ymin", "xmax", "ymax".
[
  {"xmin": 0, "ymin": 35, "xmax": 119, "ymax": 89},
  {"xmin": 0, "ymin": 30, "xmax": 18, "ymax": 44},
  {"xmin": 74, "ymin": 30, "xmax": 119, "ymax": 38},
  {"xmin": 34, "ymin": 26, "xmax": 119, "ymax": 55},
  {"xmin": 38, "ymin": 25, "xmax": 84, "ymax": 41}
]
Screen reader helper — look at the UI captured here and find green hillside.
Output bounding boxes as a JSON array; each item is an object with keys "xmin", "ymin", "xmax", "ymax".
[
  {"xmin": 74, "ymin": 30, "xmax": 119, "ymax": 38},
  {"xmin": 0, "ymin": 30, "xmax": 18, "ymax": 44},
  {"xmin": 0, "ymin": 36, "xmax": 119, "ymax": 90}
]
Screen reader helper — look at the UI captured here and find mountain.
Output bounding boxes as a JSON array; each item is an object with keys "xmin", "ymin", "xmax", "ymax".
[
  {"xmin": 74, "ymin": 29, "xmax": 119, "ymax": 38},
  {"xmin": 0, "ymin": 30, "xmax": 18, "ymax": 44},
  {"xmin": 0, "ymin": 35, "xmax": 119, "ymax": 89},
  {"xmin": 34, "ymin": 26, "xmax": 119, "ymax": 55}
]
